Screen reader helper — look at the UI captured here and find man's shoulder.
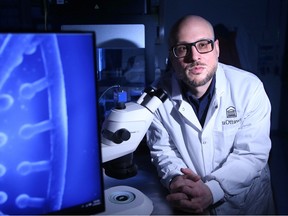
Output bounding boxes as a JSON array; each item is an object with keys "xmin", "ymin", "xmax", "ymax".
[
  {"xmin": 219, "ymin": 63, "xmax": 259, "ymax": 80},
  {"xmin": 218, "ymin": 63, "xmax": 261, "ymax": 85}
]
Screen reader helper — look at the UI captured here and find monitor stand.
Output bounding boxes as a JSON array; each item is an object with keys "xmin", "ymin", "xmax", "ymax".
[{"xmin": 99, "ymin": 185, "xmax": 153, "ymax": 215}]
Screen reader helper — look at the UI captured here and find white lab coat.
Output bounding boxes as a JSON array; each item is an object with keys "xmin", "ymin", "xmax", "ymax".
[{"xmin": 146, "ymin": 63, "xmax": 274, "ymax": 214}]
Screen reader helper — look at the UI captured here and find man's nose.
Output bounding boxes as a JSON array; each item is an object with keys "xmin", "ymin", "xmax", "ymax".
[{"xmin": 185, "ymin": 46, "xmax": 201, "ymax": 62}]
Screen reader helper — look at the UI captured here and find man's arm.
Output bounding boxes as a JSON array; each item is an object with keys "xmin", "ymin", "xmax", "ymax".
[
  {"xmin": 206, "ymin": 81, "xmax": 272, "ymax": 196},
  {"xmin": 146, "ymin": 111, "xmax": 188, "ymax": 188}
]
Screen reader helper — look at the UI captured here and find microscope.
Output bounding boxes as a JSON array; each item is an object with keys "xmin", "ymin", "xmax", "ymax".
[
  {"xmin": 101, "ymin": 86, "xmax": 167, "ymax": 162},
  {"xmin": 100, "ymin": 86, "xmax": 167, "ymax": 215}
]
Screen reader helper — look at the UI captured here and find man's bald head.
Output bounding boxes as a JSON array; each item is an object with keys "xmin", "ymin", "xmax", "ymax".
[{"xmin": 169, "ymin": 15, "xmax": 215, "ymax": 47}]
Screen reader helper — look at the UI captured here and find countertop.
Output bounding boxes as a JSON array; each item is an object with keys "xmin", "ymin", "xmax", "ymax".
[{"xmin": 103, "ymin": 150, "xmax": 174, "ymax": 215}]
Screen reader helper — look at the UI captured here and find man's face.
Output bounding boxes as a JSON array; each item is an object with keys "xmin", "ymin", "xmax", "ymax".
[{"xmin": 170, "ymin": 20, "xmax": 220, "ymax": 89}]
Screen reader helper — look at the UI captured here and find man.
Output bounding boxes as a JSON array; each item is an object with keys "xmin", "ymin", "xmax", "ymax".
[{"xmin": 146, "ymin": 15, "xmax": 275, "ymax": 214}]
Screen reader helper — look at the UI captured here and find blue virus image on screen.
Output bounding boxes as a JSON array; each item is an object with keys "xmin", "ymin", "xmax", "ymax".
[{"xmin": 0, "ymin": 33, "xmax": 105, "ymax": 215}]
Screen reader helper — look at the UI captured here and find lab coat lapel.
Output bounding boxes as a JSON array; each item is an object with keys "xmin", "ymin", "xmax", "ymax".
[{"xmin": 178, "ymin": 101, "xmax": 202, "ymax": 130}]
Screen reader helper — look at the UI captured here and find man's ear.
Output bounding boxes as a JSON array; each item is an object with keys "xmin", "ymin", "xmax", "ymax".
[{"xmin": 214, "ymin": 39, "xmax": 220, "ymax": 58}]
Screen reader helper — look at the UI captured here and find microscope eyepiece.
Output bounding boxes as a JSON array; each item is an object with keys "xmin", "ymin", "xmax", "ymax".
[{"xmin": 154, "ymin": 89, "xmax": 168, "ymax": 102}]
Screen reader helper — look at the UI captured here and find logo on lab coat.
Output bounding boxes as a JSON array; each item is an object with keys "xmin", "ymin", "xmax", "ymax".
[
  {"xmin": 226, "ymin": 106, "xmax": 237, "ymax": 118},
  {"xmin": 222, "ymin": 106, "xmax": 241, "ymax": 125}
]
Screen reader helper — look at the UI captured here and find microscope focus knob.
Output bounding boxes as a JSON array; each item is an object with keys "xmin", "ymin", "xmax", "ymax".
[{"xmin": 113, "ymin": 128, "xmax": 131, "ymax": 144}]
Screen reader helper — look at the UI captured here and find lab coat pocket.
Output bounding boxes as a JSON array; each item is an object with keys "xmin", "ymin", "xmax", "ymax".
[
  {"xmin": 220, "ymin": 185, "xmax": 249, "ymax": 214},
  {"xmin": 217, "ymin": 174, "xmax": 254, "ymax": 214},
  {"xmin": 221, "ymin": 167, "xmax": 273, "ymax": 214}
]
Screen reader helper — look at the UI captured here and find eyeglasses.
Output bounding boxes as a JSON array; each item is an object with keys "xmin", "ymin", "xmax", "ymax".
[{"xmin": 171, "ymin": 39, "xmax": 214, "ymax": 58}]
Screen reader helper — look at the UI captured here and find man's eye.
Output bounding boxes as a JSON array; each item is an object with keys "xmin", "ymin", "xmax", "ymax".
[
  {"xmin": 177, "ymin": 46, "xmax": 187, "ymax": 51},
  {"xmin": 178, "ymin": 46, "xmax": 186, "ymax": 50},
  {"xmin": 198, "ymin": 42, "xmax": 208, "ymax": 48}
]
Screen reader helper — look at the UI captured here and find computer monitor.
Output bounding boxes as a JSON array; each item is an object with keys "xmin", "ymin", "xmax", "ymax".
[{"xmin": 0, "ymin": 32, "xmax": 105, "ymax": 215}]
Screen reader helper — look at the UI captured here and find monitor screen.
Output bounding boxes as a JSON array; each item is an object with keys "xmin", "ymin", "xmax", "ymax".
[{"xmin": 0, "ymin": 32, "xmax": 105, "ymax": 215}]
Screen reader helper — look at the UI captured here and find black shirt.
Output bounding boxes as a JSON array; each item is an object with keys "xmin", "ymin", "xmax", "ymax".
[{"xmin": 185, "ymin": 76, "xmax": 216, "ymax": 127}]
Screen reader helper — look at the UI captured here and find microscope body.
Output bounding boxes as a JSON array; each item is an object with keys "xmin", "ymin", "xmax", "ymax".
[{"xmin": 101, "ymin": 87, "xmax": 167, "ymax": 163}]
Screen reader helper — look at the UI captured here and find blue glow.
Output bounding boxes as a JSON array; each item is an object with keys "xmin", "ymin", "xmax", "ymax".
[{"xmin": 0, "ymin": 33, "xmax": 103, "ymax": 214}]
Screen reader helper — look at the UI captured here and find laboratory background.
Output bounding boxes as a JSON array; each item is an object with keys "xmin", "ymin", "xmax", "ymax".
[{"xmin": 0, "ymin": 0, "xmax": 287, "ymax": 215}]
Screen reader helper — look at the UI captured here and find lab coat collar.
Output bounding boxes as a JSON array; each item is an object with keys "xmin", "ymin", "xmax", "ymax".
[
  {"xmin": 170, "ymin": 73, "xmax": 183, "ymax": 101},
  {"xmin": 214, "ymin": 63, "xmax": 226, "ymax": 97}
]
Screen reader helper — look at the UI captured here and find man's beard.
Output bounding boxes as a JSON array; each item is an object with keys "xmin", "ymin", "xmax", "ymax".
[{"xmin": 186, "ymin": 70, "xmax": 215, "ymax": 87}]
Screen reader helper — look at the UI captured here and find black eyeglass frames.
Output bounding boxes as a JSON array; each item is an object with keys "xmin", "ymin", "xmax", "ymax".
[{"xmin": 171, "ymin": 39, "xmax": 215, "ymax": 58}]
